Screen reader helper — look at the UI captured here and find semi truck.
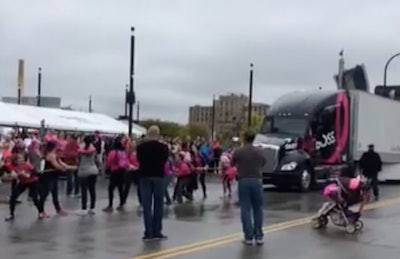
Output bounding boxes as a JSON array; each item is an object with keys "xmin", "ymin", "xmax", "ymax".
[{"xmin": 254, "ymin": 89, "xmax": 400, "ymax": 191}]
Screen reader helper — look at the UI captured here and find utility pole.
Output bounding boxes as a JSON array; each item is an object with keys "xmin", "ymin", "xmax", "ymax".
[
  {"xmin": 89, "ymin": 96, "xmax": 93, "ymax": 113},
  {"xmin": 211, "ymin": 94, "xmax": 216, "ymax": 141},
  {"xmin": 17, "ymin": 59, "xmax": 24, "ymax": 105},
  {"xmin": 338, "ymin": 50, "xmax": 345, "ymax": 89},
  {"xmin": 37, "ymin": 67, "xmax": 42, "ymax": 106},
  {"xmin": 124, "ymin": 84, "xmax": 128, "ymax": 117},
  {"xmin": 247, "ymin": 63, "xmax": 254, "ymax": 128},
  {"xmin": 127, "ymin": 27, "xmax": 136, "ymax": 136},
  {"xmin": 136, "ymin": 101, "xmax": 140, "ymax": 122}
]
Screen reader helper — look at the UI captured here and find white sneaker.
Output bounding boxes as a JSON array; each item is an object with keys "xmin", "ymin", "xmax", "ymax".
[
  {"xmin": 88, "ymin": 209, "xmax": 95, "ymax": 215},
  {"xmin": 256, "ymin": 239, "xmax": 264, "ymax": 246},
  {"xmin": 242, "ymin": 240, "xmax": 253, "ymax": 246},
  {"xmin": 75, "ymin": 210, "xmax": 88, "ymax": 216}
]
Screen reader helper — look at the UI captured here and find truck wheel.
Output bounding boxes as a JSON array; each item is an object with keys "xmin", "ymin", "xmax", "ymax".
[{"xmin": 298, "ymin": 167, "xmax": 312, "ymax": 192}]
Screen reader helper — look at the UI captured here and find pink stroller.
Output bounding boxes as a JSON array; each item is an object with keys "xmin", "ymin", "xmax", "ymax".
[{"xmin": 311, "ymin": 176, "xmax": 370, "ymax": 233}]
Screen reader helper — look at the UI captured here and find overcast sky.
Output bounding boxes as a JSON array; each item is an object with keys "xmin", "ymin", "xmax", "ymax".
[{"xmin": 1, "ymin": 0, "xmax": 399, "ymax": 123}]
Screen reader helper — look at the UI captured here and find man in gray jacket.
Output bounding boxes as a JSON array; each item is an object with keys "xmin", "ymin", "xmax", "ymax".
[{"xmin": 231, "ymin": 130, "xmax": 266, "ymax": 246}]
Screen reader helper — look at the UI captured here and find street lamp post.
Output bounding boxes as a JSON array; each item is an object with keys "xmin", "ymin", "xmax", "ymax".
[
  {"xmin": 384, "ymin": 52, "xmax": 400, "ymax": 87},
  {"xmin": 211, "ymin": 94, "xmax": 216, "ymax": 141},
  {"xmin": 37, "ymin": 67, "xmax": 42, "ymax": 106},
  {"xmin": 136, "ymin": 101, "xmax": 140, "ymax": 122},
  {"xmin": 89, "ymin": 96, "xmax": 93, "ymax": 113},
  {"xmin": 127, "ymin": 27, "xmax": 136, "ymax": 136},
  {"xmin": 124, "ymin": 84, "xmax": 128, "ymax": 117},
  {"xmin": 247, "ymin": 63, "xmax": 254, "ymax": 128}
]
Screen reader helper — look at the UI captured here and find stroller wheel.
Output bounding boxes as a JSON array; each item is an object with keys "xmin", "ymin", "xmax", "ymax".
[
  {"xmin": 345, "ymin": 224, "xmax": 356, "ymax": 234},
  {"xmin": 354, "ymin": 220, "xmax": 364, "ymax": 231},
  {"xmin": 311, "ymin": 218, "xmax": 322, "ymax": 229},
  {"xmin": 311, "ymin": 217, "xmax": 326, "ymax": 229},
  {"xmin": 321, "ymin": 217, "xmax": 329, "ymax": 227},
  {"xmin": 319, "ymin": 217, "xmax": 329, "ymax": 227}
]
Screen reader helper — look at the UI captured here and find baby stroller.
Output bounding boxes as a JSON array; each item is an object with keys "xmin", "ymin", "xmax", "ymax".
[{"xmin": 311, "ymin": 176, "xmax": 370, "ymax": 234}]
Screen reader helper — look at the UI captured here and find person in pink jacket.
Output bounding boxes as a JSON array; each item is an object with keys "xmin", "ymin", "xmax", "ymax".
[
  {"xmin": 123, "ymin": 140, "xmax": 141, "ymax": 207},
  {"xmin": 103, "ymin": 137, "xmax": 130, "ymax": 213},
  {"xmin": 173, "ymin": 152, "xmax": 192, "ymax": 203}
]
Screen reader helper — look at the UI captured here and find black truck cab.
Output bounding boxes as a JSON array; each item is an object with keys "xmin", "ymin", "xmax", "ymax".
[{"xmin": 253, "ymin": 90, "xmax": 350, "ymax": 191}]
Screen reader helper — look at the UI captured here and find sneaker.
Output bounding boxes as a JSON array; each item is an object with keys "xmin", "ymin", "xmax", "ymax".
[
  {"xmin": 103, "ymin": 207, "xmax": 113, "ymax": 213},
  {"xmin": 74, "ymin": 194, "xmax": 81, "ymax": 199},
  {"xmin": 116, "ymin": 205, "xmax": 125, "ymax": 211},
  {"xmin": 39, "ymin": 212, "xmax": 51, "ymax": 219},
  {"xmin": 57, "ymin": 210, "xmax": 68, "ymax": 217},
  {"xmin": 75, "ymin": 210, "xmax": 88, "ymax": 216},
  {"xmin": 67, "ymin": 194, "xmax": 75, "ymax": 198},
  {"xmin": 142, "ymin": 236, "xmax": 154, "ymax": 242},
  {"xmin": 5, "ymin": 215, "xmax": 14, "ymax": 222},
  {"xmin": 242, "ymin": 239, "xmax": 253, "ymax": 246},
  {"xmin": 88, "ymin": 209, "xmax": 96, "ymax": 215},
  {"xmin": 255, "ymin": 239, "xmax": 264, "ymax": 246},
  {"xmin": 153, "ymin": 234, "xmax": 168, "ymax": 240}
]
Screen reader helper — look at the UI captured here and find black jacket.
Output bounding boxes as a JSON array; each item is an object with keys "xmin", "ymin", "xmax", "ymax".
[{"xmin": 359, "ymin": 150, "xmax": 382, "ymax": 177}]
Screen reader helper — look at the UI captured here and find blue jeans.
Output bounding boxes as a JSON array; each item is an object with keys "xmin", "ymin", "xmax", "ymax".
[
  {"xmin": 164, "ymin": 174, "xmax": 173, "ymax": 204},
  {"xmin": 140, "ymin": 177, "xmax": 165, "ymax": 238},
  {"xmin": 66, "ymin": 170, "xmax": 79, "ymax": 196},
  {"xmin": 238, "ymin": 178, "xmax": 264, "ymax": 241},
  {"xmin": 368, "ymin": 174, "xmax": 379, "ymax": 198}
]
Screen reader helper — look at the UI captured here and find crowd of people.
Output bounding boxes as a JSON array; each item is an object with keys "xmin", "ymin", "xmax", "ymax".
[
  {"xmin": 0, "ymin": 126, "xmax": 267, "ymax": 245},
  {"xmin": 0, "ymin": 128, "xmax": 241, "ymax": 224}
]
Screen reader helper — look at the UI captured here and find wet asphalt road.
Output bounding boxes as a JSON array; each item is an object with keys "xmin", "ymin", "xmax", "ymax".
[{"xmin": 1, "ymin": 177, "xmax": 400, "ymax": 259}]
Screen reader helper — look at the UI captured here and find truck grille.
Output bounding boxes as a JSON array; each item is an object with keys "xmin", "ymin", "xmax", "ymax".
[{"xmin": 261, "ymin": 147, "xmax": 278, "ymax": 173}]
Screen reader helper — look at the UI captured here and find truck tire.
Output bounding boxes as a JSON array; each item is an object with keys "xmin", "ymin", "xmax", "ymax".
[{"xmin": 298, "ymin": 167, "xmax": 312, "ymax": 192}]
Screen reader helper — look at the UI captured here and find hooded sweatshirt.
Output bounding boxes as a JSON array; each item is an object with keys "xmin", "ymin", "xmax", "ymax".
[{"xmin": 77, "ymin": 145, "xmax": 98, "ymax": 177}]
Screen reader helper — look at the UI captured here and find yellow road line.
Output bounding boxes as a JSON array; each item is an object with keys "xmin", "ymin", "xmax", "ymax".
[
  {"xmin": 131, "ymin": 196, "xmax": 400, "ymax": 259},
  {"xmin": 152, "ymin": 221, "xmax": 309, "ymax": 259},
  {"xmin": 131, "ymin": 217, "xmax": 310, "ymax": 259}
]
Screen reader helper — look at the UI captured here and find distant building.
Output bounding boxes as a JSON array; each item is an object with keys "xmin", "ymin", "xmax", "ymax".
[
  {"xmin": 188, "ymin": 93, "xmax": 270, "ymax": 136},
  {"xmin": 2, "ymin": 96, "xmax": 61, "ymax": 108},
  {"xmin": 244, "ymin": 102, "xmax": 270, "ymax": 121},
  {"xmin": 189, "ymin": 105, "xmax": 213, "ymax": 129}
]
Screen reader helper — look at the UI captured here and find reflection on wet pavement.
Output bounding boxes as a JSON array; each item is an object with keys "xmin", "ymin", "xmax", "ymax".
[{"xmin": 1, "ymin": 180, "xmax": 400, "ymax": 259}]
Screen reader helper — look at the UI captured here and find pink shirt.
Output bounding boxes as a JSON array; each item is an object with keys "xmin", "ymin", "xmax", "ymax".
[{"xmin": 128, "ymin": 152, "xmax": 140, "ymax": 168}]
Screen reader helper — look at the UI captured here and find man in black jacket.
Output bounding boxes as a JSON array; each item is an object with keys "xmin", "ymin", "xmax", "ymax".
[
  {"xmin": 359, "ymin": 144, "xmax": 382, "ymax": 200},
  {"xmin": 137, "ymin": 125, "xmax": 169, "ymax": 241}
]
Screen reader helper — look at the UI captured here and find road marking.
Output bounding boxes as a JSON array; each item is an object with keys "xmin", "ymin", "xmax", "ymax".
[
  {"xmin": 152, "ymin": 220, "xmax": 312, "ymax": 259},
  {"xmin": 131, "ymin": 196, "xmax": 400, "ymax": 259},
  {"xmin": 131, "ymin": 217, "xmax": 310, "ymax": 259}
]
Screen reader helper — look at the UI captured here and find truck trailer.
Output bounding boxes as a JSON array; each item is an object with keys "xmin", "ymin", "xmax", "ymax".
[{"xmin": 254, "ymin": 89, "xmax": 400, "ymax": 191}]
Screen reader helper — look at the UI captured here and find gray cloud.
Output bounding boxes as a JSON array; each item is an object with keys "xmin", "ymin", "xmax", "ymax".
[{"xmin": 1, "ymin": 0, "xmax": 400, "ymax": 123}]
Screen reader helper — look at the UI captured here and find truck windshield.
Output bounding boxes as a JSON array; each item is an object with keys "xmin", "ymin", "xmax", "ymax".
[{"xmin": 260, "ymin": 117, "xmax": 308, "ymax": 136}]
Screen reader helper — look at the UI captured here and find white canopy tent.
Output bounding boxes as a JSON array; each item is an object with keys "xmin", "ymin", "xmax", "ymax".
[
  {"xmin": 0, "ymin": 101, "xmax": 145, "ymax": 135},
  {"xmin": 120, "ymin": 120, "xmax": 147, "ymax": 136}
]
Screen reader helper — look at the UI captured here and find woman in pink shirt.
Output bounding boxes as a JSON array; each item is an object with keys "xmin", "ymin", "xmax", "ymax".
[
  {"xmin": 123, "ymin": 140, "xmax": 141, "ymax": 207},
  {"xmin": 103, "ymin": 137, "xmax": 130, "ymax": 212},
  {"xmin": 173, "ymin": 151, "xmax": 192, "ymax": 203}
]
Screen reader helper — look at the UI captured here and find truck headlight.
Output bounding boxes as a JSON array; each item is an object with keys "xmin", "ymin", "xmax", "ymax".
[{"xmin": 281, "ymin": 162, "xmax": 297, "ymax": 171}]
